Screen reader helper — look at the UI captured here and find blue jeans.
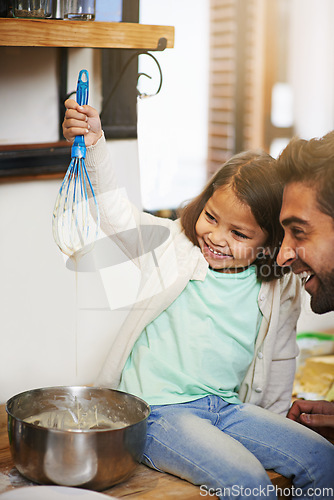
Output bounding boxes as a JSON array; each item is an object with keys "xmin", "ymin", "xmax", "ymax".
[{"xmin": 141, "ymin": 396, "xmax": 334, "ymax": 499}]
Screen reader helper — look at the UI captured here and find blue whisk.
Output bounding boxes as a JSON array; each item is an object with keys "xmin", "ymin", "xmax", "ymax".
[{"xmin": 52, "ymin": 69, "xmax": 100, "ymax": 257}]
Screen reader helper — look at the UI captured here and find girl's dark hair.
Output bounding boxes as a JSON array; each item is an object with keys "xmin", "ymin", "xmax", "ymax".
[{"xmin": 180, "ymin": 150, "xmax": 288, "ymax": 282}]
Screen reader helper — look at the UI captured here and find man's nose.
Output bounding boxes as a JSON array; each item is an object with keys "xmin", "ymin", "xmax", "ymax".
[{"xmin": 277, "ymin": 236, "xmax": 297, "ymax": 267}]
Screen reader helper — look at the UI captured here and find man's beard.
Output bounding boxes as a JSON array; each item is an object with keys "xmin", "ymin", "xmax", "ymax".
[{"xmin": 310, "ymin": 267, "xmax": 334, "ymax": 314}]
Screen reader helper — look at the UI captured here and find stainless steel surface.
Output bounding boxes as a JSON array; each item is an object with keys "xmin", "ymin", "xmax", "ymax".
[
  {"xmin": 51, "ymin": 0, "xmax": 64, "ymax": 18},
  {"xmin": 6, "ymin": 386, "xmax": 150, "ymax": 491}
]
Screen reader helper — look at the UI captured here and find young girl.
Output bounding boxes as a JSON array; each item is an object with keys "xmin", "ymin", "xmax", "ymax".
[{"xmin": 63, "ymin": 100, "xmax": 334, "ymax": 498}]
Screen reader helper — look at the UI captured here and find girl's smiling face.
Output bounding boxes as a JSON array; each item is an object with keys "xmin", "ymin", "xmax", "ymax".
[{"xmin": 195, "ymin": 185, "xmax": 269, "ymax": 272}]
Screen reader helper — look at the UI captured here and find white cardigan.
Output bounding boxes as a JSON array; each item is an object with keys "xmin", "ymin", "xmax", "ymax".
[{"xmin": 86, "ymin": 135, "xmax": 302, "ymax": 416}]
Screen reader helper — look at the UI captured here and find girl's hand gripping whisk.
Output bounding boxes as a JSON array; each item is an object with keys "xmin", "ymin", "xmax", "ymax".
[{"xmin": 53, "ymin": 70, "xmax": 100, "ymax": 257}]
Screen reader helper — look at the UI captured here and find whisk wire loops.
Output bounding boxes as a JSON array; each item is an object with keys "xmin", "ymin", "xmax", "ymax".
[{"xmin": 52, "ymin": 69, "xmax": 100, "ymax": 257}]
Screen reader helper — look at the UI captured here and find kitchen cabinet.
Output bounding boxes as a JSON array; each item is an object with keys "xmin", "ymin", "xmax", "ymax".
[{"xmin": 0, "ymin": 19, "xmax": 174, "ymax": 49}]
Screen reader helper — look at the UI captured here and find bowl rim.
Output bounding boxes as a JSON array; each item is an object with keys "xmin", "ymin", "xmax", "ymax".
[{"xmin": 6, "ymin": 385, "xmax": 151, "ymax": 433}]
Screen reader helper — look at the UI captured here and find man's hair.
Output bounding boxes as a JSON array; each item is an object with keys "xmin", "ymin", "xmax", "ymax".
[{"xmin": 277, "ymin": 131, "xmax": 334, "ymax": 219}]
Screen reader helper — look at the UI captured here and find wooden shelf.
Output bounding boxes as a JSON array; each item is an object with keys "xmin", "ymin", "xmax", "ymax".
[{"xmin": 0, "ymin": 18, "xmax": 174, "ymax": 49}]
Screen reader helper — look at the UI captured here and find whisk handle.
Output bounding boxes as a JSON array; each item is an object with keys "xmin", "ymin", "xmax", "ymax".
[
  {"xmin": 76, "ymin": 69, "xmax": 89, "ymax": 106},
  {"xmin": 72, "ymin": 69, "xmax": 89, "ymax": 159}
]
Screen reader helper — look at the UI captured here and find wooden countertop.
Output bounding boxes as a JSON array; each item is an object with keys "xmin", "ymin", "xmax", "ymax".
[{"xmin": 0, "ymin": 404, "xmax": 291, "ymax": 499}]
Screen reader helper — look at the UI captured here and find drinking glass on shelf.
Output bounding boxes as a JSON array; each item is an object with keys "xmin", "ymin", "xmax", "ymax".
[
  {"xmin": 64, "ymin": 0, "xmax": 95, "ymax": 21},
  {"xmin": 13, "ymin": 0, "xmax": 49, "ymax": 18}
]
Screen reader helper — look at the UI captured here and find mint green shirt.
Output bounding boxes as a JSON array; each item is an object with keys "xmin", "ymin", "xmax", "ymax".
[{"xmin": 119, "ymin": 266, "xmax": 262, "ymax": 405}]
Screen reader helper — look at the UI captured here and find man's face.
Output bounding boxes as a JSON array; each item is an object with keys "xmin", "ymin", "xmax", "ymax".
[{"xmin": 277, "ymin": 182, "xmax": 334, "ymax": 314}]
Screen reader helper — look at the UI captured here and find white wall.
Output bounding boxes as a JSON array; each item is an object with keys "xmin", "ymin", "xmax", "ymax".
[
  {"xmin": 288, "ymin": 0, "xmax": 334, "ymax": 140},
  {"xmin": 0, "ymin": 47, "xmax": 59, "ymax": 144},
  {"xmin": 138, "ymin": 0, "xmax": 209, "ymax": 211},
  {"xmin": 0, "ymin": 47, "xmax": 102, "ymax": 145}
]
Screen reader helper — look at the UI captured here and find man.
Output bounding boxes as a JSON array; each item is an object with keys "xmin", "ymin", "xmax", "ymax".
[{"xmin": 276, "ymin": 131, "xmax": 334, "ymax": 440}]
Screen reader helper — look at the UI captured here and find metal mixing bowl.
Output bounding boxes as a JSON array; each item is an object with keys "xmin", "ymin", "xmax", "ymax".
[{"xmin": 6, "ymin": 386, "xmax": 150, "ymax": 491}]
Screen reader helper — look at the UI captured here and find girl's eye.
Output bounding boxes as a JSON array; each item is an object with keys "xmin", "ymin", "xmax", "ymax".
[
  {"xmin": 232, "ymin": 230, "xmax": 249, "ymax": 240},
  {"xmin": 205, "ymin": 211, "xmax": 216, "ymax": 222}
]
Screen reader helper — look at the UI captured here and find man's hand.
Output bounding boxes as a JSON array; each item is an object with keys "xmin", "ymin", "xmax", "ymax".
[{"xmin": 287, "ymin": 399, "xmax": 334, "ymax": 440}]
